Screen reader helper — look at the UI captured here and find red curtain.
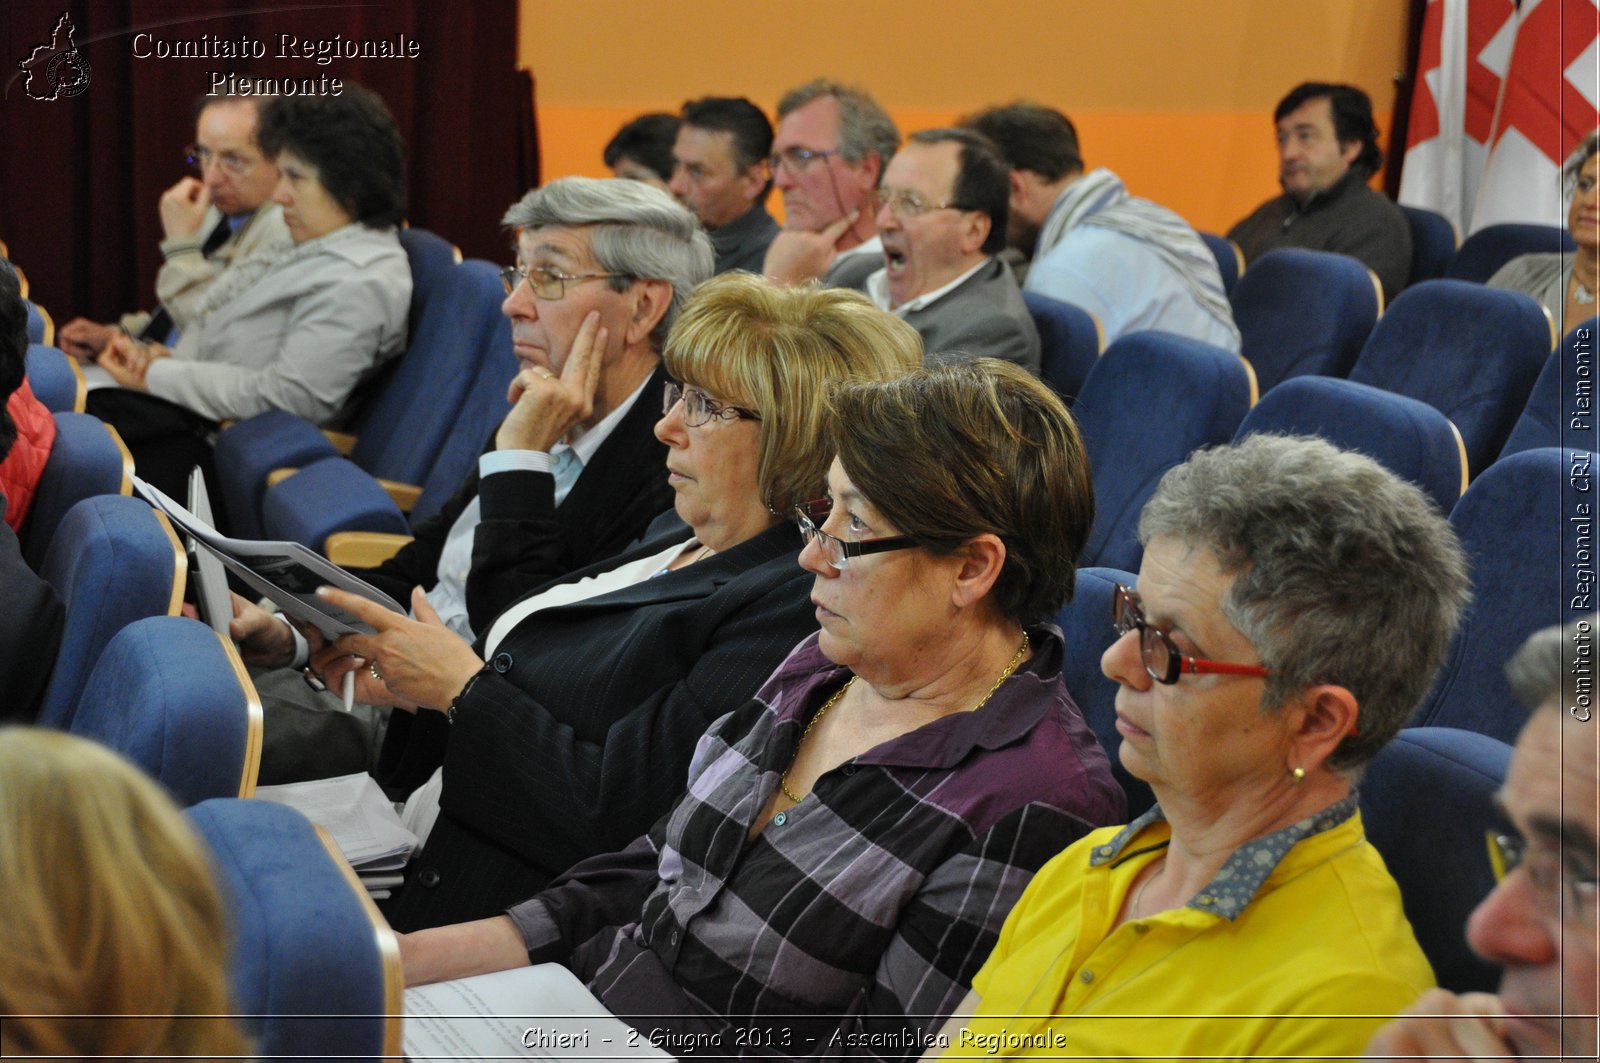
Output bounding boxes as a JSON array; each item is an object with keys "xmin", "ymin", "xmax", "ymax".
[{"xmin": 0, "ymin": 0, "xmax": 537, "ymax": 324}]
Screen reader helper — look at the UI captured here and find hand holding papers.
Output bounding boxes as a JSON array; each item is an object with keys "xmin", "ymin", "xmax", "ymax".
[
  {"xmin": 312, "ymin": 585, "xmax": 485, "ymax": 712},
  {"xmin": 133, "ymin": 474, "xmax": 406, "ymax": 641}
]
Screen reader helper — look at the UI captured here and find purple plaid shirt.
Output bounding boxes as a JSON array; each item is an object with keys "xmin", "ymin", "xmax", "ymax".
[{"xmin": 508, "ymin": 628, "xmax": 1125, "ymax": 1060}]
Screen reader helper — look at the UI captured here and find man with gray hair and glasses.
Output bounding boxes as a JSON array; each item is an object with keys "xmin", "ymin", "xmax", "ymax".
[
  {"xmin": 1367, "ymin": 620, "xmax": 1599, "ymax": 1062},
  {"xmin": 762, "ymin": 78, "xmax": 899, "ymax": 286},
  {"xmin": 231, "ymin": 177, "xmax": 712, "ymax": 783}
]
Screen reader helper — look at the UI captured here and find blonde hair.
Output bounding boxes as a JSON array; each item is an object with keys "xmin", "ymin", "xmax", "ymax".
[
  {"xmin": 0, "ymin": 729, "xmax": 251, "ymax": 1060},
  {"xmin": 663, "ymin": 273, "xmax": 921, "ymax": 512}
]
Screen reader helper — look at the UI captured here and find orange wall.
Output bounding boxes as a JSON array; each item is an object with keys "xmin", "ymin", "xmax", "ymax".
[{"xmin": 518, "ymin": 0, "xmax": 1409, "ymax": 233}]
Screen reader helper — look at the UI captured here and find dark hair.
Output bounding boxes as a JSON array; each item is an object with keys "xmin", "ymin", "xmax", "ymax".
[
  {"xmin": 960, "ymin": 102, "xmax": 1083, "ymax": 181},
  {"xmin": 603, "ymin": 113, "xmax": 681, "ymax": 182},
  {"xmin": 257, "ymin": 84, "xmax": 406, "ymax": 228},
  {"xmin": 681, "ymin": 96, "xmax": 774, "ymax": 199},
  {"xmin": 909, "ymin": 128, "xmax": 1010, "ymax": 256},
  {"xmin": 190, "ymin": 92, "xmax": 266, "ymax": 123},
  {"xmin": 826, "ymin": 359, "xmax": 1094, "ymax": 626},
  {"xmin": 0, "ymin": 262, "xmax": 27, "ymax": 463},
  {"xmin": 1274, "ymin": 82, "xmax": 1383, "ymax": 175}
]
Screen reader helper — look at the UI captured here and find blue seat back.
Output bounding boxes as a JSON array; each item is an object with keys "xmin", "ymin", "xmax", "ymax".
[
  {"xmin": 1235, "ymin": 376, "xmax": 1466, "ymax": 514},
  {"xmin": 397, "ymin": 226, "xmax": 460, "ymax": 333},
  {"xmin": 1056, "ymin": 567, "xmax": 1154, "ymax": 818},
  {"xmin": 1198, "ymin": 231, "xmax": 1242, "ymax": 294},
  {"xmin": 410, "ymin": 306, "xmax": 516, "ymax": 522},
  {"xmin": 1229, "ymin": 247, "xmax": 1381, "ymax": 392},
  {"xmin": 1500, "ymin": 316, "xmax": 1600, "ymax": 459},
  {"xmin": 37, "ymin": 496, "xmax": 182, "ymax": 728},
  {"xmin": 187, "ymin": 799, "xmax": 399, "ymax": 1060},
  {"xmin": 1359, "ymin": 727, "xmax": 1511, "ymax": 992},
  {"xmin": 344, "ymin": 259, "xmax": 510, "ymax": 487},
  {"xmin": 260, "ymin": 454, "xmax": 412, "ymax": 551},
  {"xmin": 1410, "ymin": 448, "xmax": 1567, "ymax": 741},
  {"xmin": 1073, "ymin": 331, "xmax": 1255, "ymax": 571},
  {"xmin": 70, "ymin": 616, "xmax": 260, "ymax": 805},
  {"xmin": 1446, "ymin": 222, "xmax": 1574, "ymax": 283},
  {"xmin": 23, "ymin": 412, "xmax": 128, "ymax": 568},
  {"xmin": 1023, "ymin": 290, "xmax": 1103, "ymax": 404},
  {"xmin": 1400, "ymin": 204, "xmax": 1459, "ymax": 284},
  {"xmin": 1349, "ymin": 280, "xmax": 1552, "ymax": 477},
  {"xmin": 26, "ymin": 343, "xmax": 83, "ymax": 413},
  {"xmin": 25, "ymin": 299, "xmax": 49, "ymax": 344}
]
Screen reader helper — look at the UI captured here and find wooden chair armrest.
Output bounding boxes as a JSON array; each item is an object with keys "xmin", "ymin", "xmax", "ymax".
[
  {"xmin": 322, "ymin": 429, "xmax": 357, "ymax": 455},
  {"xmin": 266, "ymin": 467, "xmax": 299, "ymax": 488},
  {"xmin": 375, "ymin": 478, "xmax": 421, "ymax": 513},
  {"xmin": 324, "ymin": 531, "xmax": 413, "ymax": 568}
]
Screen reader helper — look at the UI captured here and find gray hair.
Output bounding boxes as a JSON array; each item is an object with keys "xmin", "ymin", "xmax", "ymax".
[
  {"xmin": 502, "ymin": 177, "xmax": 714, "ymax": 346},
  {"xmin": 1507, "ymin": 618, "xmax": 1595, "ymax": 714},
  {"xmin": 1138, "ymin": 433, "xmax": 1470, "ymax": 771},
  {"xmin": 1566, "ymin": 129, "xmax": 1600, "ymax": 197},
  {"xmin": 777, "ymin": 78, "xmax": 900, "ymax": 170}
]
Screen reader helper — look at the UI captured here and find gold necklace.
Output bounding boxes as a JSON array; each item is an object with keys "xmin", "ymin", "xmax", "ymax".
[{"xmin": 778, "ymin": 631, "xmax": 1031, "ymax": 805}]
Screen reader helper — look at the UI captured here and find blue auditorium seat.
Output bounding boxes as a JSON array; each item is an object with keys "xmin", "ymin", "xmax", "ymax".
[
  {"xmin": 69, "ymin": 616, "xmax": 262, "ymax": 805},
  {"xmin": 1229, "ymin": 247, "xmax": 1381, "ymax": 392},
  {"xmin": 1234, "ymin": 376, "xmax": 1467, "ymax": 514},
  {"xmin": 1072, "ymin": 331, "xmax": 1255, "ymax": 571},
  {"xmin": 1348, "ymin": 280, "xmax": 1553, "ymax": 477}
]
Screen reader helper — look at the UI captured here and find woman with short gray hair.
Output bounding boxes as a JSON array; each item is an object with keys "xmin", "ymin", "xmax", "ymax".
[{"xmin": 939, "ymin": 432, "xmax": 1472, "ymax": 1060}]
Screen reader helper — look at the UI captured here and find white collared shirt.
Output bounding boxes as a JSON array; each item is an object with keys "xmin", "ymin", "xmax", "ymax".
[{"xmin": 864, "ymin": 257, "xmax": 990, "ymax": 315}]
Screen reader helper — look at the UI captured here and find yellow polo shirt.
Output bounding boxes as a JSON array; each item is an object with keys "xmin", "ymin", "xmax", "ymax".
[{"xmin": 956, "ymin": 799, "xmax": 1433, "ymax": 1060}]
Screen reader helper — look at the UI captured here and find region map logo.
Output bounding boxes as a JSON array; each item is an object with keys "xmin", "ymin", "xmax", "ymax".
[{"xmin": 18, "ymin": 12, "xmax": 92, "ymax": 101}]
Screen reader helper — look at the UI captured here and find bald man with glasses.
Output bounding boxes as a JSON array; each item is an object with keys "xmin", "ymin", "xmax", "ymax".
[{"xmin": 59, "ymin": 94, "xmax": 292, "ymax": 360}]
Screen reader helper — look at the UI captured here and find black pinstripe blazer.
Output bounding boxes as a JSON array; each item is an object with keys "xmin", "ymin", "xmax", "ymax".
[{"xmin": 378, "ymin": 517, "xmax": 817, "ymax": 931}]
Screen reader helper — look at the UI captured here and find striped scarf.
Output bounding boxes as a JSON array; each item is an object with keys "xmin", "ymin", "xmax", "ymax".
[{"xmin": 1037, "ymin": 168, "xmax": 1237, "ymax": 338}]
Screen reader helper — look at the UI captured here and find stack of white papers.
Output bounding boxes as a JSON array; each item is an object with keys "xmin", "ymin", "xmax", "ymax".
[
  {"xmin": 406, "ymin": 965, "xmax": 672, "ymax": 1061},
  {"xmin": 255, "ymin": 773, "xmax": 418, "ymax": 898}
]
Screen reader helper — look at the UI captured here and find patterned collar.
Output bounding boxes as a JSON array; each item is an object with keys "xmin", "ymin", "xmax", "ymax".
[{"xmin": 1087, "ymin": 792, "xmax": 1361, "ymax": 920}]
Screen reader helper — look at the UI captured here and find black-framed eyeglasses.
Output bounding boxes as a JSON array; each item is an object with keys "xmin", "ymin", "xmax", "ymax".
[
  {"xmin": 500, "ymin": 265, "xmax": 632, "ymax": 301},
  {"xmin": 662, "ymin": 381, "xmax": 760, "ymax": 428},
  {"xmin": 793, "ymin": 498, "xmax": 918, "ymax": 569},
  {"xmin": 877, "ymin": 186, "xmax": 965, "ymax": 219},
  {"xmin": 1111, "ymin": 583, "xmax": 1273, "ymax": 685},
  {"xmin": 769, "ymin": 147, "xmax": 841, "ymax": 175},
  {"xmin": 1486, "ymin": 828, "xmax": 1600, "ymax": 928},
  {"xmin": 185, "ymin": 144, "xmax": 260, "ymax": 178}
]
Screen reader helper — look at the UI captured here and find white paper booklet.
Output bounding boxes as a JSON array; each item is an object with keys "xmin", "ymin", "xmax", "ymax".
[
  {"xmin": 254, "ymin": 772, "xmax": 417, "ymax": 872},
  {"xmin": 133, "ymin": 474, "xmax": 405, "ymax": 639},
  {"xmin": 406, "ymin": 964, "xmax": 672, "ymax": 1061}
]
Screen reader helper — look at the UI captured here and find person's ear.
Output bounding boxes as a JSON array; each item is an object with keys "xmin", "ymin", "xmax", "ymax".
[
  {"xmin": 624, "ymin": 279, "xmax": 672, "ymax": 346},
  {"xmin": 961, "ymin": 211, "xmax": 992, "ymax": 256},
  {"xmin": 1288, "ymin": 683, "xmax": 1360, "ymax": 772},
  {"xmin": 949, "ymin": 533, "xmax": 1006, "ymax": 610}
]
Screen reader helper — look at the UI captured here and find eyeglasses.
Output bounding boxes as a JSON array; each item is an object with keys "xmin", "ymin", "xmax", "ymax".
[
  {"xmin": 793, "ymin": 498, "xmax": 918, "ymax": 569},
  {"xmin": 769, "ymin": 147, "xmax": 841, "ymax": 175},
  {"xmin": 662, "ymin": 381, "xmax": 760, "ymax": 427},
  {"xmin": 877, "ymin": 187, "xmax": 965, "ymax": 218},
  {"xmin": 1486, "ymin": 828, "xmax": 1600, "ymax": 928},
  {"xmin": 1111, "ymin": 583, "xmax": 1273, "ymax": 685},
  {"xmin": 185, "ymin": 145, "xmax": 260, "ymax": 178},
  {"xmin": 500, "ymin": 265, "xmax": 632, "ymax": 301}
]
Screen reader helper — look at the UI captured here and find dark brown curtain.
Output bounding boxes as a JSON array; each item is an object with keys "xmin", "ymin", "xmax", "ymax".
[{"xmin": 0, "ymin": 0, "xmax": 537, "ymax": 324}]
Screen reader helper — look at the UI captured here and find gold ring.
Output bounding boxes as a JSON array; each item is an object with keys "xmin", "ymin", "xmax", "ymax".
[{"xmin": 369, "ymin": 660, "xmax": 382, "ymax": 682}]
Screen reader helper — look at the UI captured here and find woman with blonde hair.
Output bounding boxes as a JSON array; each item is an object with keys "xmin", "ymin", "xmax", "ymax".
[
  {"xmin": 0, "ymin": 728, "xmax": 250, "ymax": 1060},
  {"xmin": 311, "ymin": 272, "xmax": 925, "ymax": 932}
]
